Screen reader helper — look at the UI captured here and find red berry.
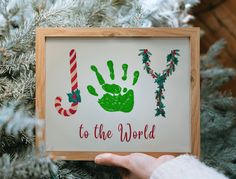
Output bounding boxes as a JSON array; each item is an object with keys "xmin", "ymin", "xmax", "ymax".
[{"xmin": 172, "ymin": 50, "xmax": 176, "ymax": 55}]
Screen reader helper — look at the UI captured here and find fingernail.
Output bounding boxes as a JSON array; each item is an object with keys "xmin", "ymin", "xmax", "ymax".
[
  {"xmin": 95, "ymin": 155, "xmax": 104, "ymax": 163},
  {"xmin": 95, "ymin": 155, "xmax": 102, "ymax": 160},
  {"xmin": 95, "ymin": 153, "xmax": 111, "ymax": 163}
]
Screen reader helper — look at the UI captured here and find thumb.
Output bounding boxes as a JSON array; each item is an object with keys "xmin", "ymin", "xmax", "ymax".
[{"xmin": 95, "ymin": 153, "xmax": 129, "ymax": 169}]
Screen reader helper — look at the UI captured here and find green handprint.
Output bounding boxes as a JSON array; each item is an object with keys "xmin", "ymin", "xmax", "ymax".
[{"xmin": 87, "ymin": 60, "xmax": 140, "ymax": 113}]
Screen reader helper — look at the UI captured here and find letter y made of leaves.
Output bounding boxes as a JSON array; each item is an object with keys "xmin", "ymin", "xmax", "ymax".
[{"xmin": 138, "ymin": 49, "xmax": 180, "ymax": 118}]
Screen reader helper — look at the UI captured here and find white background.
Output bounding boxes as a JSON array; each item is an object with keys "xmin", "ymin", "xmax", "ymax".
[{"xmin": 45, "ymin": 37, "xmax": 191, "ymax": 152}]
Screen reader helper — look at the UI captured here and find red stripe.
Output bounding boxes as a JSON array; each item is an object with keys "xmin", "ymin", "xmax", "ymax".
[
  {"xmin": 69, "ymin": 109, "xmax": 76, "ymax": 114},
  {"xmin": 64, "ymin": 110, "xmax": 69, "ymax": 116},
  {"xmin": 71, "ymin": 73, "xmax": 77, "ymax": 84},
  {"xmin": 56, "ymin": 97, "xmax": 62, "ymax": 101},
  {"xmin": 72, "ymin": 102, "xmax": 78, "ymax": 107},
  {"xmin": 70, "ymin": 49, "xmax": 75, "ymax": 57},
  {"xmin": 55, "ymin": 103, "xmax": 61, "ymax": 107},
  {"xmin": 58, "ymin": 108, "xmax": 63, "ymax": 114},
  {"xmin": 70, "ymin": 63, "xmax": 77, "ymax": 74},
  {"xmin": 72, "ymin": 83, "xmax": 78, "ymax": 91},
  {"xmin": 70, "ymin": 54, "xmax": 76, "ymax": 64}
]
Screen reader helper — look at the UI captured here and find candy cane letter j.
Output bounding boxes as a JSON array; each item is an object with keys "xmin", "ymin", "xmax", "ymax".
[{"xmin": 54, "ymin": 49, "xmax": 81, "ymax": 117}]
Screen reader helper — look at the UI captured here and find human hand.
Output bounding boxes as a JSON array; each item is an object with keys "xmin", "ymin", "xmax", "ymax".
[{"xmin": 95, "ymin": 153, "xmax": 174, "ymax": 179}]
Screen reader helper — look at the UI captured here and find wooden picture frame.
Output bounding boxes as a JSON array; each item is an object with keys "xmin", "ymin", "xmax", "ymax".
[{"xmin": 36, "ymin": 28, "xmax": 200, "ymax": 160}]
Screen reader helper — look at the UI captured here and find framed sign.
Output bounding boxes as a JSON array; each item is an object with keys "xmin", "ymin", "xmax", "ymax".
[{"xmin": 36, "ymin": 28, "xmax": 200, "ymax": 160}]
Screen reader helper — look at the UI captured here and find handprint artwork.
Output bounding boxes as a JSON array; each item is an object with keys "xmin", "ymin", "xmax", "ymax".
[
  {"xmin": 39, "ymin": 26, "xmax": 200, "ymax": 159},
  {"xmin": 87, "ymin": 60, "xmax": 140, "ymax": 113}
]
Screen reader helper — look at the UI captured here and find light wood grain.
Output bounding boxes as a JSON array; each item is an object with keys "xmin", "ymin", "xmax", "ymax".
[
  {"xmin": 35, "ymin": 28, "xmax": 200, "ymax": 160},
  {"xmin": 193, "ymin": 0, "xmax": 236, "ymax": 97},
  {"xmin": 35, "ymin": 29, "xmax": 46, "ymax": 151},
  {"xmin": 48, "ymin": 151, "xmax": 190, "ymax": 161},
  {"xmin": 190, "ymin": 28, "xmax": 201, "ymax": 158},
  {"xmin": 36, "ymin": 27, "xmax": 198, "ymax": 37}
]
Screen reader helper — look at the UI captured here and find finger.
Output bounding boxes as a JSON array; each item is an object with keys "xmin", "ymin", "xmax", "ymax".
[
  {"xmin": 95, "ymin": 153, "xmax": 130, "ymax": 169},
  {"xmin": 91, "ymin": 65, "xmax": 105, "ymax": 85},
  {"xmin": 87, "ymin": 85, "xmax": 98, "ymax": 96},
  {"xmin": 157, "ymin": 155, "xmax": 175, "ymax": 163},
  {"xmin": 132, "ymin": 71, "xmax": 139, "ymax": 85},
  {"xmin": 122, "ymin": 64, "xmax": 128, "ymax": 81},
  {"xmin": 107, "ymin": 60, "xmax": 115, "ymax": 80}
]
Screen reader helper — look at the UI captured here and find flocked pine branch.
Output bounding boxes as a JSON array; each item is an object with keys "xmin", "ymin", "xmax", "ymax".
[
  {"xmin": 0, "ymin": 103, "xmax": 60, "ymax": 179},
  {"xmin": 0, "ymin": 103, "xmax": 40, "ymax": 155},
  {"xmin": 5, "ymin": 0, "xmax": 236, "ymax": 179}
]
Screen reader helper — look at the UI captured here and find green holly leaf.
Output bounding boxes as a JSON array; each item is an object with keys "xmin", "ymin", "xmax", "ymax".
[
  {"xmin": 146, "ymin": 66, "xmax": 151, "ymax": 73},
  {"xmin": 147, "ymin": 51, "xmax": 152, "ymax": 55},
  {"xmin": 67, "ymin": 89, "xmax": 81, "ymax": 103},
  {"xmin": 67, "ymin": 93, "xmax": 76, "ymax": 103},
  {"xmin": 155, "ymin": 108, "xmax": 165, "ymax": 117},
  {"xmin": 155, "ymin": 75, "xmax": 166, "ymax": 87},
  {"xmin": 142, "ymin": 56, "xmax": 150, "ymax": 63},
  {"xmin": 175, "ymin": 49, "xmax": 180, "ymax": 52},
  {"xmin": 167, "ymin": 53, "xmax": 172, "ymax": 62},
  {"xmin": 155, "ymin": 89, "xmax": 161, "ymax": 95},
  {"xmin": 175, "ymin": 52, "xmax": 180, "ymax": 56},
  {"xmin": 174, "ymin": 49, "xmax": 180, "ymax": 56},
  {"xmin": 172, "ymin": 65, "xmax": 175, "ymax": 72},
  {"xmin": 173, "ymin": 57, "xmax": 178, "ymax": 65},
  {"xmin": 159, "ymin": 101, "xmax": 165, "ymax": 108},
  {"xmin": 155, "ymin": 112, "xmax": 160, "ymax": 117},
  {"xmin": 161, "ymin": 111, "xmax": 166, "ymax": 117},
  {"xmin": 74, "ymin": 89, "xmax": 81, "ymax": 101}
]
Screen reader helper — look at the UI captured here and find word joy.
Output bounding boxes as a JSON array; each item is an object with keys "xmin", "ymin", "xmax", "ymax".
[{"xmin": 78, "ymin": 123, "xmax": 156, "ymax": 142}]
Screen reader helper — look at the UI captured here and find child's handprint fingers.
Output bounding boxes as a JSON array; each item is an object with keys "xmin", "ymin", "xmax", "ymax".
[
  {"xmin": 107, "ymin": 60, "xmax": 115, "ymax": 80},
  {"xmin": 87, "ymin": 85, "xmax": 98, "ymax": 96},
  {"xmin": 132, "ymin": 71, "xmax": 140, "ymax": 85},
  {"xmin": 122, "ymin": 64, "xmax": 128, "ymax": 81},
  {"xmin": 102, "ymin": 84, "xmax": 121, "ymax": 94},
  {"xmin": 91, "ymin": 65, "xmax": 105, "ymax": 85}
]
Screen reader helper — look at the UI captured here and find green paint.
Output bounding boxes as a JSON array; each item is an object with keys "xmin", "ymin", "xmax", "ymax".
[
  {"xmin": 122, "ymin": 64, "xmax": 128, "ymax": 80},
  {"xmin": 98, "ymin": 90, "xmax": 134, "ymax": 112},
  {"xmin": 87, "ymin": 60, "xmax": 140, "ymax": 113},
  {"xmin": 107, "ymin": 60, "xmax": 115, "ymax": 80},
  {"xmin": 91, "ymin": 65, "xmax": 105, "ymax": 85},
  {"xmin": 87, "ymin": 85, "xmax": 98, "ymax": 96},
  {"xmin": 132, "ymin": 71, "xmax": 140, "ymax": 85},
  {"xmin": 102, "ymin": 84, "xmax": 121, "ymax": 94}
]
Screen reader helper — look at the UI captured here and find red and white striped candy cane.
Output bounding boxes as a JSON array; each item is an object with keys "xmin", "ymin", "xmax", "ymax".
[{"xmin": 54, "ymin": 49, "xmax": 79, "ymax": 117}]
